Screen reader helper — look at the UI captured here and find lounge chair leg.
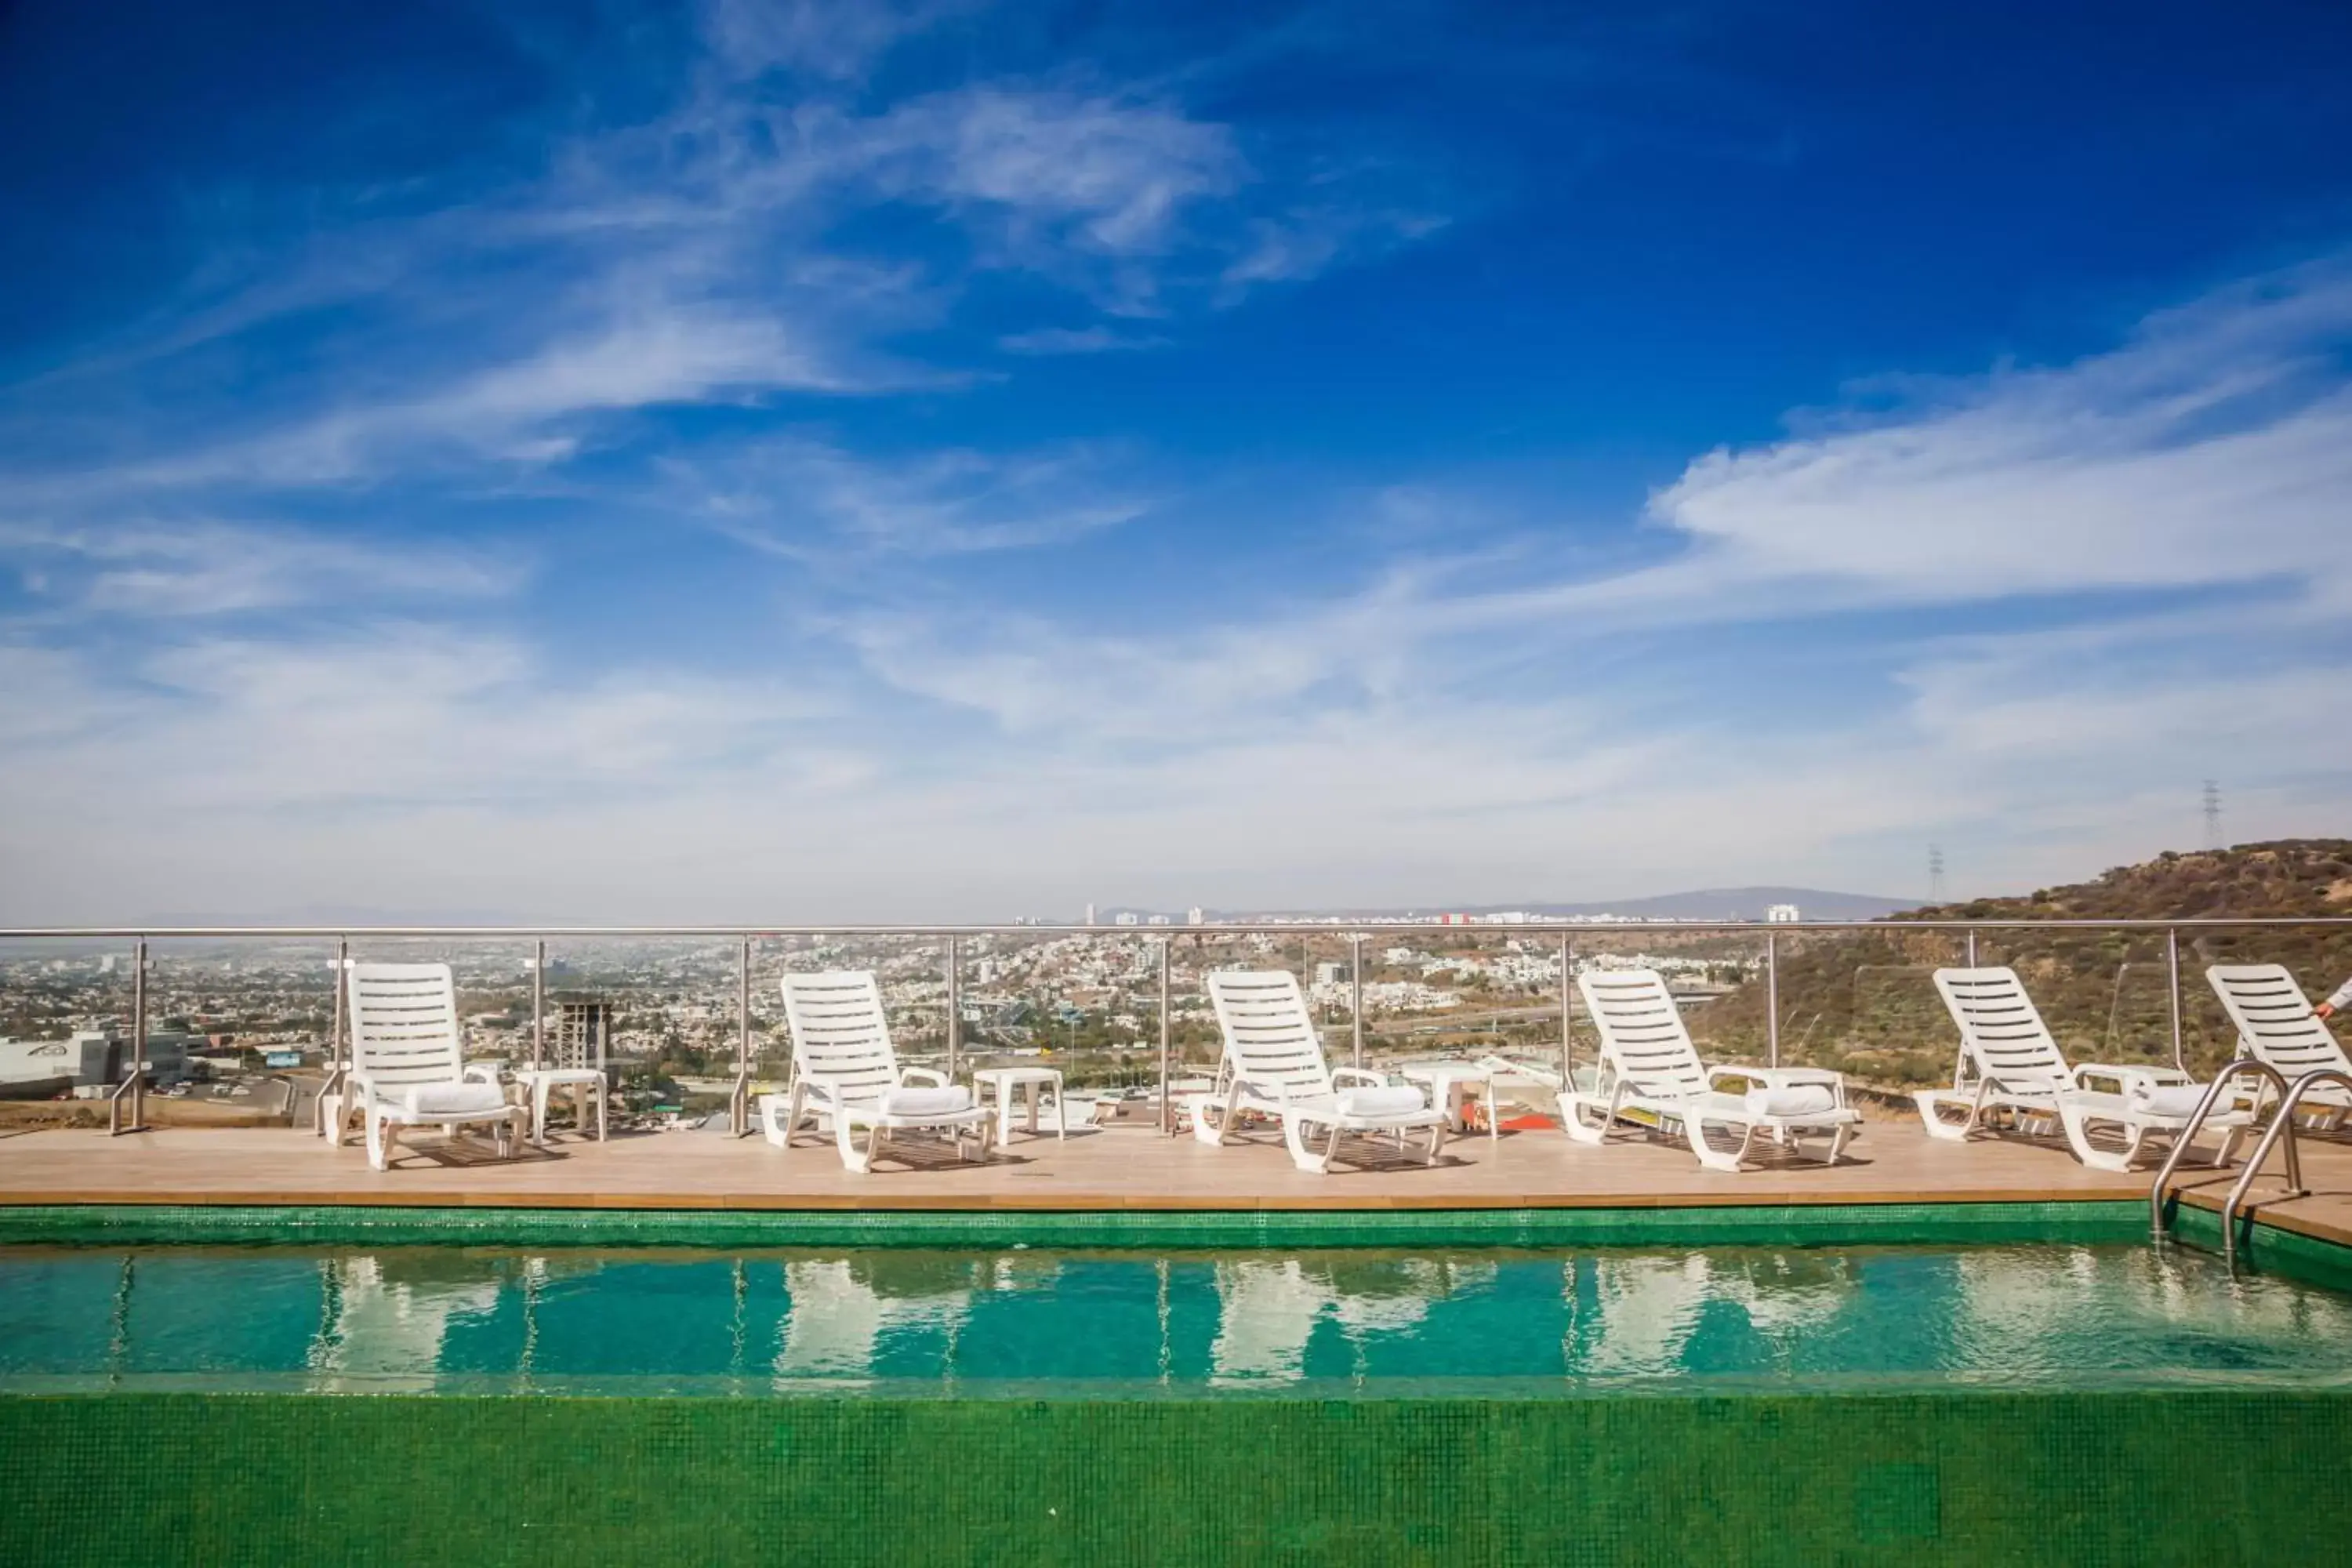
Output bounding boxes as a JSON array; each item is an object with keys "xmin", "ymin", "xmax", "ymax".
[
  {"xmin": 1192, "ymin": 1086, "xmax": 1240, "ymax": 1147},
  {"xmin": 835, "ymin": 1117, "xmax": 872, "ymax": 1174},
  {"xmin": 1283, "ymin": 1114, "xmax": 1334, "ymax": 1174},
  {"xmin": 367, "ymin": 1113, "xmax": 394, "ymax": 1173},
  {"xmin": 1560, "ymin": 1098, "xmax": 1608, "ymax": 1145},
  {"xmin": 762, "ymin": 1087, "xmax": 804, "ymax": 1150},
  {"xmin": 1825, "ymin": 1124, "xmax": 1852, "ymax": 1165},
  {"xmin": 2056, "ymin": 1102, "xmax": 2131, "ymax": 1172},
  {"xmin": 1689, "ymin": 1118, "xmax": 1755, "ymax": 1173},
  {"xmin": 2209, "ymin": 1123, "xmax": 2244, "ymax": 1167},
  {"xmin": 1913, "ymin": 1091, "xmax": 1980, "ymax": 1142},
  {"xmin": 1424, "ymin": 1120, "xmax": 1446, "ymax": 1166}
]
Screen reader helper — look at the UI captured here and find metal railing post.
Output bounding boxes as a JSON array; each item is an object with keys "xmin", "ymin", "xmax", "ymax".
[
  {"xmin": 1158, "ymin": 939, "xmax": 1172, "ymax": 1136},
  {"xmin": 1350, "ymin": 934, "xmax": 1364, "ymax": 1069},
  {"xmin": 319, "ymin": 937, "xmax": 349, "ymax": 1137},
  {"xmin": 1559, "ymin": 936, "xmax": 1575, "ymax": 1088},
  {"xmin": 1765, "ymin": 932, "xmax": 1780, "ymax": 1069},
  {"xmin": 2166, "ymin": 927, "xmax": 2186, "ymax": 1073},
  {"xmin": 946, "ymin": 936, "xmax": 962, "ymax": 1080},
  {"xmin": 732, "ymin": 936, "xmax": 753, "ymax": 1137},
  {"xmin": 109, "ymin": 937, "xmax": 151, "ymax": 1136},
  {"xmin": 1954, "ymin": 930, "xmax": 1980, "ymax": 1089},
  {"xmin": 135, "ymin": 937, "xmax": 148, "ymax": 1130},
  {"xmin": 531, "ymin": 938, "xmax": 546, "ymax": 1070}
]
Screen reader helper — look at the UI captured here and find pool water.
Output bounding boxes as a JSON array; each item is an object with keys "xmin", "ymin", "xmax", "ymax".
[{"xmin": 5, "ymin": 1242, "xmax": 2350, "ymax": 1396}]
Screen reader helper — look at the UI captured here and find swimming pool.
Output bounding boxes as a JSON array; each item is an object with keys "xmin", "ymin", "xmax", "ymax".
[
  {"xmin": 9, "ymin": 1236, "xmax": 2352, "ymax": 1563},
  {"xmin": 8, "ymin": 1241, "xmax": 2352, "ymax": 1395}
]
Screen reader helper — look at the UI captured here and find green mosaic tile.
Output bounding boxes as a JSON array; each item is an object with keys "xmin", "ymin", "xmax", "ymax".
[
  {"xmin": 0, "ymin": 1198, "xmax": 2158, "ymax": 1251},
  {"xmin": 2161, "ymin": 1200, "xmax": 2352, "ymax": 1294},
  {"xmin": 5, "ymin": 1390, "xmax": 2350, "ymax": 1566}
]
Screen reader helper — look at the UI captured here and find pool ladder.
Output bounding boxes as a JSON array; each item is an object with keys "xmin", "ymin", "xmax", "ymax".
[{"xmin": 2149, "ymin": 1058, "xmax": 2352, "ymax": 1271}]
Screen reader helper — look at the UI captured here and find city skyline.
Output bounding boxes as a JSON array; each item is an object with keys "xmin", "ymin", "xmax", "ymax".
[{"xmin": 4, "ymin": 2, "xmax": 2350, "ymax": 923}]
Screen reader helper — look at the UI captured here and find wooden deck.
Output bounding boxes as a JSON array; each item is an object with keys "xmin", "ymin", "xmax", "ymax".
[{"xmin": 5, "ymin": 1117, "xmax": 2348, "ymax": 1243}]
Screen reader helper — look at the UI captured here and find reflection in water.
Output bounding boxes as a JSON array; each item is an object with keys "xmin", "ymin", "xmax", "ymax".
[
  {"xmin": 1955, "ymin": 1246, "xmax": 2352, "ymax": 1375},
  {"xmin": 1576, "ymin": 1253, "xmax": 1855, "ymax": 1377},
  {"xmin": 774, "ymin": 1257, "xmax": 979, "ymax": 1387},
  {"xmin": 308, "ymin": 1253, "xmax": 509, "ymax": 1392},
  {"xmin": 6, "ymin": 1241, "xmax": 2350, "ymax": 1394},
  {"xmin": 1210, "ymin": 1257, "xmax": 1497, "ymax": 1385}
]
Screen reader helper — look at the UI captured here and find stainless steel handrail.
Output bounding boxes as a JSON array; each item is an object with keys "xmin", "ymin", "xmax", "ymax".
[
  {"xmin": 2216, "ymin": 1067, "xmax": 2352, "ymax": 1271},
  {"xmin": 4, "ymin": 916, "xmax": 2350, "ymax": 939},
  {"xmin": 2148, "ymin": 1058, "xmax": 2288, "ymax": 1240}
]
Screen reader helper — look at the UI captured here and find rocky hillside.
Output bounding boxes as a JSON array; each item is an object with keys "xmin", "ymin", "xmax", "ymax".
[{"xmin": 1693, "ymin": 840, "xmax": 2352, "ymax": 1086}]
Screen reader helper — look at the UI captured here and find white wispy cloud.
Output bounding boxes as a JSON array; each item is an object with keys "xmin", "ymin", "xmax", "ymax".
[
  {"xmin": 1641, "ymin": 259, "xmax": 2352, "ymax": 610},
  {"xmin": 672, "ymin": 437, "xmax": 1153, "ymax": 559},
  {"xmin": 862, "ymin": 85, "xmax": 1245, "ymax": 260},
  {"xmin": 3, "ymin": 5, "xmax": 1437, "ymax": 513},
  {"xmin": 702, "ymin": 0, "xmax": 967, "ymax": 82},
  {"xmin": 5, "ymin": 9, "xmax": 2343, "ymax": 921},
  {"xmin": 0, "ymin": 519, "xmax": 522, "ymax": 616},
  {"xmin": 1265, "ymin": 256, "xmax": 2352, "ymax": 648}
]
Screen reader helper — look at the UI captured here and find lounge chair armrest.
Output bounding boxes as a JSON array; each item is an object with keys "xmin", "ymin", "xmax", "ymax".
[
  {"xmin": 1331, "ymin": 1068, "xmax": 1386, "ymax": 1090},
  {"xmin": 898, "ymin": 1067, "xmax": 949, "ymax": 1088},
  {"xmin": 1748, "ymin": 1066, "xmax": 1842, "ymax": 1087},
  {"xmin": 1236, "ymin": 1076, "xmax": 1288, "ymax": 1105},
  {"xmin": 1477, "ymin": 1054, "xmax": 1563, "ymax": 1090},
  {"xmin": 2073, "ymin": 1063, "xmax": 2187, "ymax": 1096},
  {"xmin": 797, "ymin": 1073, "xmax": 867, "ymax": 1103},
  {"xmin": 1708, "ymin": 1064, "xmax": 1839, "ymax": 1094}
]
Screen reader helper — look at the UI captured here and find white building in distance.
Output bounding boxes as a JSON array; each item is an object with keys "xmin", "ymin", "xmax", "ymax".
[{"xmin": 1765, "ymin": 904, "xmax": 1801, "ymax": 923}]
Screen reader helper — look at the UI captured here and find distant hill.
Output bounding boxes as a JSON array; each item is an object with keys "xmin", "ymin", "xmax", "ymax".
[
  {"xmin": 1890, "ymin": 840, "xmax": 2352, "ymax": 924},
  {"xmin": 1695, "ymin": 840, "xmax": 2352, "ymax": 1087}
]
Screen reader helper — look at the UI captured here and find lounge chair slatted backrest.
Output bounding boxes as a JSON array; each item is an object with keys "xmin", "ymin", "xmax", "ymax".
[
  {"xmin": 1206, "ymin": 971, "xmax": 1335, "ymax": 1100},
  {"xmin": 2206, "ymin": 965, "xmax": 2352, "ymax": 1077},
  {"xmin": 1932, "ymin": 967, "xmax": 2072, "ymax": 1091},
  {"xmin": 347, "ymin": 963, "xmax": 466, "ymax": 1087},
  {"xmin": 779, "ymin": 971, "xmax": 900, "ymax": 1101},
  {"xmin": 1575, "ymin": 970, "xmax": 1708, "ymax": 1097}
]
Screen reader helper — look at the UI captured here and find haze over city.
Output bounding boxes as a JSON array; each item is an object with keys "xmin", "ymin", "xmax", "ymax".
[{"xmin": 3, "ymin": 0, "xmax": 2350, "ymax": 924}]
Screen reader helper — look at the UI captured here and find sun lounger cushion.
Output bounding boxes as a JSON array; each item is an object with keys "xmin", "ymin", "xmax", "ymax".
[
  {"xmin": 1744, "ymin": 1084, "xmax": 1836, "ymax": 1117},
  {"xmin": 880, "ymin": 1086, "xmax": 975, "ymax": 1119},
  {"xmin": 1334, "ymin": 1086, "xmax": 1428, "ymax": 1118},
  {"xmin": 2132, "ymin": 1084, "xmax": 2208, "ymax": 1119},
  {"xmin": 403, "ymin": 1080, "xmax": 510, "ymax": 1116}
]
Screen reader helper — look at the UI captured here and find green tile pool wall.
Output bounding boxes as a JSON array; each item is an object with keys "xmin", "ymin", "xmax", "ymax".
[
  {"xmin": 2162, "ymin": 1200, "xmax": 2352, "ymax": 1293},
  {"xmin": 8, "ymin": 1391, "xmax": 2351, "ymax": 1566},
  {"xmin": 0, "ymin": 1199, "xmax": 2155, "ymax": 1250}
]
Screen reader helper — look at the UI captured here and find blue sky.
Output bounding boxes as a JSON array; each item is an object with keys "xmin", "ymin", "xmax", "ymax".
[{"xmin": 3, "ymin": 0, "xmax": 2350, "ymax": 922}]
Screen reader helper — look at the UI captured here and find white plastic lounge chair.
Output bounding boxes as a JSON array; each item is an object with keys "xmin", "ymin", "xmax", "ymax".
[
  {"xmin": 1918, "ymin": 967, "xmax": 2251, "ymax": 1171},
  {"xmin": 1189, "ymin": 971, "xmax": 1446, "ymax": 1174},
  {"xmin": 2206, "ymin": 964, "xmax": 2352, "ymax": 1131},
  {"xmin": 759, "ymin": 971, "xmax": 995, "ymax": 1173},
  {"xmin": 336, "ymin": 962, "xmax": 524, "ymax": 1172},
  {"xmin": 1562, "ymin": 969, "xmax": 1859, "ymax": 1171}
]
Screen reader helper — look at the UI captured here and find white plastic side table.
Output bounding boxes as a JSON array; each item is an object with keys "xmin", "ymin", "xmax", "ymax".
[
  {"xmin": 1399, "ymin": 1063, "xmax": 1499, "ymax": 1141},
  {"xmin": 970, "ymin": 1066, "xmax": 1065, "ymax": 1149},
  {"xmin": 510, "ymin": 1067, "xmax": 608, "ymax": 1145}
]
